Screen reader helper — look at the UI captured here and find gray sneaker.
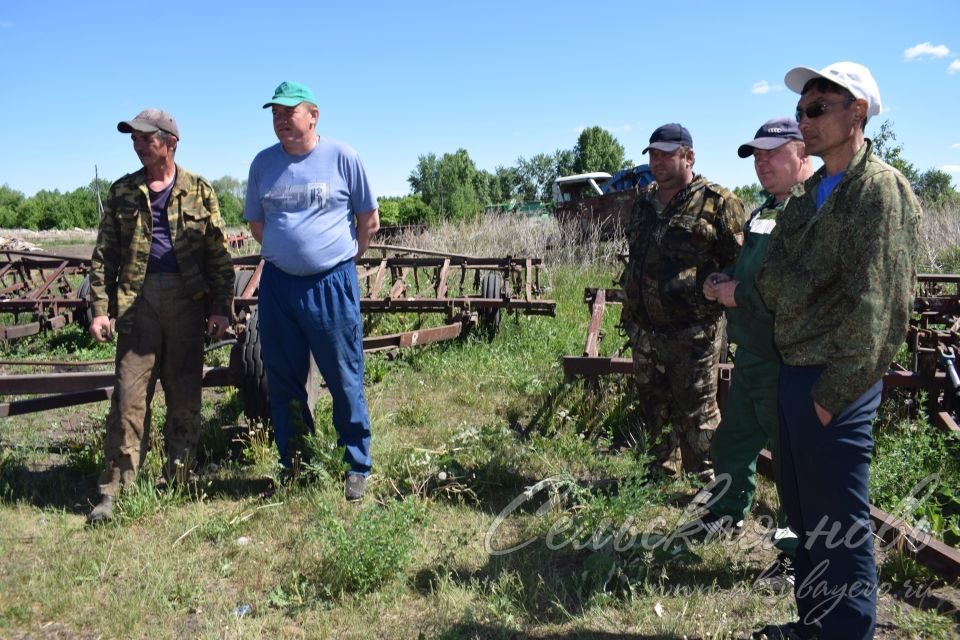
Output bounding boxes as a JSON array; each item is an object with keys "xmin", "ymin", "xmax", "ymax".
[
  {"xmin": 344, "ymin": 474, "xmax": 367, "ymax": 502},
  {"xmin": 86, "ymin": 495, "xmax": 116, "ymax": 525}
]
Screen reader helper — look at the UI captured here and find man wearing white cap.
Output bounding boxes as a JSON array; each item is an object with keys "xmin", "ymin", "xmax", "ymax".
[{"xmin": 754, "ymin": 63, "xmax": 921, "ymax": 639}]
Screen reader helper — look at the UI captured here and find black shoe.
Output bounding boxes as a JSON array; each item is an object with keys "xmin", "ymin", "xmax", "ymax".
[
  {"xmin": 755, "ymin": 552, "xmax": 795, "ymax": 595},
  {"xmin": 86, "ymin": 495, "xmax": 116, "ymax": 525},
  {"xmin": 752, "ymin": 621, "xmax": 817, "ymax": 639},
  {"xmin": 344, "ymin": 473, "xmax": 367, "ymax": 502},
  {"xmin": 679, "ymin": 511, "xmax": 744, "ymax": 542}
]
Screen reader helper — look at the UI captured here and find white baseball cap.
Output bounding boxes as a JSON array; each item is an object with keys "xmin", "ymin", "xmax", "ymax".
[{"xmin": 784, "ymin": 61, "xmax": 882, "ymax": 118}]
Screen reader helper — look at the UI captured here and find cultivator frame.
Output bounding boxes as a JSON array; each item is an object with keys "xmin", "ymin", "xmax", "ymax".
[
  {"xmin": 0, "ymin": 250, "xmax": 92, "ymax": 340},
  {"xmin": 0, "ymin": 245, "xmax": 555, "ymax": 421}
]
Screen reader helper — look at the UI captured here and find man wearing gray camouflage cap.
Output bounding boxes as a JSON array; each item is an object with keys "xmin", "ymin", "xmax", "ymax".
[
  {"xmin": 754, "ymin": 63, "xmax": 921, "ymax": 640},
  {"xmin": 86, "ymin": 109, "xmax": 235, "ymax": 524}
]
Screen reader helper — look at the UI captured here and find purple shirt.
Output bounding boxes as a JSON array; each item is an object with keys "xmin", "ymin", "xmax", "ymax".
[{"xmin": 147, "ymin": 179, "xmax": 180, "ymax": 273}]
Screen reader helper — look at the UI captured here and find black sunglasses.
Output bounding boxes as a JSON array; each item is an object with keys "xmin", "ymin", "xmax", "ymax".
[{"xmin": 795, "ymin": 98, "xmax": 855, "ymax": 122}]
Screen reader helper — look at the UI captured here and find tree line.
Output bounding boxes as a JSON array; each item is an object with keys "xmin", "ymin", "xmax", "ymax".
[{"xmin": 0, "ymin": 123, "xmax": 955, "ymax": 232}]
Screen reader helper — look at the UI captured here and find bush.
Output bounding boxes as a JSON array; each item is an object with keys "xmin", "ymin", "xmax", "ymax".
[
  {"xmin": 871, "ymin": 398, "xmax": 960, "ymax": 545},
  {"xmin": 306, "ymin": 499, "xmax": 423, "ymax": 597}
]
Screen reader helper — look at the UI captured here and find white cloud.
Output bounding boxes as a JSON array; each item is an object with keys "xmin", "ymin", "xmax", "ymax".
[
  {"xmin": 904, "ymin": 42, "xmax": 952, "ymax": 60},
  {"xmin": 751, "ymin": 80, "xmax": 783, "ymax": 95},
  {"xmin": 951, "ymin": 143, "xmax": 960, "ymax": 149},
  {"xmin": 941, "ymin": 165, "xmax": 960, "ymax": 173},
  {"xmin": 949, "ymin": 59, "xmax": 960, "ymax": 74}
]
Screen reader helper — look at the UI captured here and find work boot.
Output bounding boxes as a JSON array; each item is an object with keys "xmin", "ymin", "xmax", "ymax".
[
  {"xmin": 344, "ymin": 473, "xmax": 368, "ymax": 502},
  {"xmin": 86, "ymin": 495, "xmax": 116, "ymax": 525}
]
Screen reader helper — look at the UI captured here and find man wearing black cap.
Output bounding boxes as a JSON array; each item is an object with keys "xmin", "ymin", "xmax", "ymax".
[
  {"xmin": 86, "ymin": 109, "xmax": 235, "ymax": 524},
  {"xmin": 754, "ymin": 63, "xmax": 920, "ymax": 640},
  {"xmin": 621, "ymin": 123, "xmax": 745, "ymax": 477},
  {"xmin": 685, "ymin": 118, "xmax": 812, "ymax": 574}
]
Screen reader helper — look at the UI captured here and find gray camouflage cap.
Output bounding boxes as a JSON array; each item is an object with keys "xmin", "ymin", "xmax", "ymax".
[{"xmin": 117, "ymin": 108, "xmax": 180, "ymax": 139}]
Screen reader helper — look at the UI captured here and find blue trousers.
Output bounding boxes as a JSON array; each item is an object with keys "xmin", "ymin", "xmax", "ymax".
[
  {"xmin": 258, "ymin": 260, "xmax": 371, "ymax": 475},
  {"xmin": 778, "ymin": 365, "xmax": 880, "ymax": 640}
]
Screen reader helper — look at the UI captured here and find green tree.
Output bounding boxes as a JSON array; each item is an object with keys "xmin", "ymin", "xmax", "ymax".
[
  {"xmin": 515, "ymin": 153, "xmax": 556, "ymax": 201},
  {"xmin": 489, "ymin": 165, "xmax": 520, "ymax": 204},
  {"xmin": 408, "ymin": 153, "xmax": 441, "ymax": 210},
  {"xmin": 378, "ymin": 195, "xmax": 435, "ymax": 226},
  {"xmin": 872, "ymin": 120, "xmax": 958, "ymax": 206},
  {"xmin": 554, "ymin": 148, "xmax": 576, "ymax": 178},
  {"xmin": 19, "ymin": 190, "xmax": 70, "ymax": 230},
  {"xmin": 734, "ymin": 183, "xmax": 766, "ymax": 210},
  {"xmin": 915, "ymin": 168, "xmax": 959, "ymax": 207},
  {"xmin": 572, "ymin": 127, "xmax": 630, "ymax": 175},
  {"xmin": 211, "ymin": 176, "xmax": 247, "ymax": 202},
  {"xmin": 217, "ymin": 191, "xmax": 245, "ymax": 227},
  {"xmin": 872, "ymin": 120, "xmax": 919, "ymax": 185},
  {"xmin": 0, "ymin": 185, "xmax": 25, "ymax": 228},
  {"xmin": 63, "ymin": 187, "xmax": 99, "ymax": 228},
  {"xmin": 408, "ymin": 149, "xmax": 484, "ymax": 221}
]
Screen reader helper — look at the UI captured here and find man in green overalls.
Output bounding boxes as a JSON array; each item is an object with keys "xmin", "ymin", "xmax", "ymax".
[{"xmin": 692, "ymin": 118, "xmax": 812, "ymax": 591}]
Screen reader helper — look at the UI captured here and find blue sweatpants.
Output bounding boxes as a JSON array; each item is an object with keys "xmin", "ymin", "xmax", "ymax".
[
  {"xmin": 258, "ymin": 259, "xmax": 371, "ymax": 475},
  {"xmin": 778, "ymin": 364, "xmax": 880, "ymax": 640}
]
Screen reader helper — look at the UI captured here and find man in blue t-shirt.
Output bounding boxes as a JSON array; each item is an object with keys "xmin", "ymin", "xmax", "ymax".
[
  {"xmin": 244, "ymin": 81, "xmax": 380, "ymax": 501},
  {"xmin": 753, "ymin": 62, "xmax": 920, "ymax": 640}
]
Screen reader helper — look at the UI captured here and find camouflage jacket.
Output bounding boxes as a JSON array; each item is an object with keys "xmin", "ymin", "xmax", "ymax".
[
  {"xmin": 89, "ymin": 165, "xmax": 235, "ymax": 332},
  {"xmin": 756, "ymin": 140, "xmax": 921, "ymax": 414},
  {"xmin": 622, "ymin": 175, "xmax": 745, "ymax": 328}
]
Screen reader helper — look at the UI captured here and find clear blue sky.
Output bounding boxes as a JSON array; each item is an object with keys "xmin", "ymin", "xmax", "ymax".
[{"xmin": 1, "ymin": 1, "xmax": 958, "ymax": 199}]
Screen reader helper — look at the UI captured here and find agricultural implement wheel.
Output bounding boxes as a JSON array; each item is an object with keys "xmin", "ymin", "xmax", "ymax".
[
  {"xmin": 231, "ymin": 301, "xmax": 320, "ymax": 424},
  {"xmin": 479, "ymin": 272, "xmax": 505, "ymax": 337},
  {"xmin": 236, "ymin": 305, "xmax": 271, "ymax": 422},
  {"xmin": 75, "ymin": 275, "xmax": 94, "ymax": 332}
]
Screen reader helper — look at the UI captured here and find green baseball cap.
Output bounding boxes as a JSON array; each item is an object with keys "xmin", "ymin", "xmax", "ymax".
[{"xmin": 262, "ymin": 81, "xmax": 317, "ymax": 109}]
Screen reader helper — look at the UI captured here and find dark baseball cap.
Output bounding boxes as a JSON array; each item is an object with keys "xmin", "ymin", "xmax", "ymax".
[
  {"xmin": 737, "ymin": 117, "xmax": 802, "ymax": 158},
  {"xmin": 117, "ymin": 109, "xmax": 179, "ymax": 139},
  {"xmin": 263, "ymin": 81, "xmax": 318, "ymax": 108},
  {"xmin": 642, "ymin": 123, "xmax": 693, "ymax": 154}
]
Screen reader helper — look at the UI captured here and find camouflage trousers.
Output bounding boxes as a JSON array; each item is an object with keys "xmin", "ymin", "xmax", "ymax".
[
  {"xmin": 627, "ymin": 318, "xmax": 723, "ymax": 475},
  {"xmin": 98, "ymin": 274, "xmax": 205, "ymax": 496}
]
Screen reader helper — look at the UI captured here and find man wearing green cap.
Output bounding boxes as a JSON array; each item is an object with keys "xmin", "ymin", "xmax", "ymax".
[
  {"xmin": 86, "ymin": 108, "xmax": 235, "ymax": 524},
  {"xmin": 244, "ymin": 81, "xmax": 380, "ymax": 501}
]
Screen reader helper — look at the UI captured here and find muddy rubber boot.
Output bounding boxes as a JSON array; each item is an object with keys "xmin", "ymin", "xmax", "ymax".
[{"xmin": 86, "ymin": 495, "xmax": 116, "ymax": 525}]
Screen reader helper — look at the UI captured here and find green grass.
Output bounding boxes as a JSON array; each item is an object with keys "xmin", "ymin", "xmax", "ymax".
[{"xmin": 0, "ymin": 226, "xmax": 955, "ymax": 637}]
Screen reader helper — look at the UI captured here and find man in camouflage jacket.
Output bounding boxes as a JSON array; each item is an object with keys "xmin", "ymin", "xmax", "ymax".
[
  {"xmin": 86, "ymin": 109, "xmax": 235, "ymax": 524},
  {"xmin": 753, "ymin": 63, "xmax": 920, "ymax": 640},
  {"xmin": 622, "ymin": 123, "xmax": 745, "ymax": 476}
]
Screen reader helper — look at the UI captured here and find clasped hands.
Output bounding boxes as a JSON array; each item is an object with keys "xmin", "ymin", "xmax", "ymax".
[{"xmin": 702, "ymin": 272, "xmax": 738, "ymax": 308}]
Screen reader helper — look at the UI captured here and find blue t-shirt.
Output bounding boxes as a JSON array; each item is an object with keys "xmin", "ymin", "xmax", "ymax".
[
  {"xmin": 816, "ymin": 171, "xmax": 845, "ymax": 209},
  {"xmin": 244, "ymin": 137, "xmax": 378, "ymax": 276}
]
